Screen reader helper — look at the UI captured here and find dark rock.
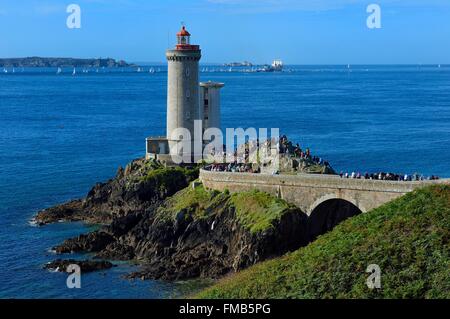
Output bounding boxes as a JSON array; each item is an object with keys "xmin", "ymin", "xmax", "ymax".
[
  {"xmin": 37, "ymin": 157, "xmax": 310, "ymax": 282},
  {"xmin": 35, "ymin": 158, "xmax": 197, "ymax": 225},
  {"xmin": 35, "ymin": 200, "xmax": 84, "ymax": 225},
  {"xmin": 54, "ymin": 231, "xmax": 115, "ymax": 254},
  {"xmin": 49, "ymin": 184, "xmax": 309, "ymax": 281},
  {"xmin": 120, "ymin": 205, "xmax": 308, "ymax": 281},
  {"xmin": 44, "ymin": 259, "xmax": 113, "ymax": 273}
]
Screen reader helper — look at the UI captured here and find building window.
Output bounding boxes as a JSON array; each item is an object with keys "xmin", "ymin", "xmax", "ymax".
[
  {"xmin": 204, "ymin": 99, "xmax": 209, "ymax": 106},
  {"xmin": 185, "ymin": 68, "xmax": 190, "ymax": 77},
  {"xmin": 186, "ymin": 89, "xmax": 190, "ymax": 99},
  {"xmin": 186, "ymin": 111, "xmax": 191, "ymax": 120}
]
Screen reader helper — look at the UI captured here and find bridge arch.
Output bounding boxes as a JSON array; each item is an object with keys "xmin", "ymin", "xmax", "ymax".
[
  {"xmin": 306, "ymin": 193, "xmax": 367, "ymax": 216},
  {"xmin": 307, "ymin": 196, "xmax": 363, "ymax": 241}
]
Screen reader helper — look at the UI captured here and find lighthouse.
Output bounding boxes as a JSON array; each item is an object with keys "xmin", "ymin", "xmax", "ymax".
[
  {"xmin": 166, "ymin": 26, "xmax": 202, "ymax": 160},
  {"xmin": 146, "ymin": 25, "xmax": 224, "ymax": 164}
]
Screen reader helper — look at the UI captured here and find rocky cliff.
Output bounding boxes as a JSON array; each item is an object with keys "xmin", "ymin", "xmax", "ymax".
[
  {"xmin": 37, "ymin": 159, "xmax": 309, "ymax": 280},
  {"xmin": 35, "ymin": 158, "xmax": 197, "ymax": 225}
]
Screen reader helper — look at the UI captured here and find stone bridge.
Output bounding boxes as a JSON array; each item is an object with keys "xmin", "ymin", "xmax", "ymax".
[{"xmin": 200, "ymin": 169, "xmax": 449, "ymax": 216}]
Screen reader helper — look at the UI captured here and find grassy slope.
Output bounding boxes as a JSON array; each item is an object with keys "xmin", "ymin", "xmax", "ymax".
[
  {"xmin": 197, "ymin": 185, "xmax": 450, "ymax": 299},
  {"xmin": 156, "ymin": 183, "xmax": 296, "ymax": 234},
  {"xmin": 230, "ymin": 190, "xmax": 292, "ymax": 233},
  {"xmin": 140, "ymin": 165, "xmax": 199, "ymax": 192}
]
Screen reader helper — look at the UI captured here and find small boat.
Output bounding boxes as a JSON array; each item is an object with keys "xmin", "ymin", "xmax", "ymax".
[
  {"xmin": 257, "ymin": 65, "xmax": 274, "ymax": 72},
  {"xmin": 271, "ymin": 59, "xmax": 283, "ymax": 71},
  {"xmin": 3, "ymin": 68, "xmax": 8, "ymax": 73}
]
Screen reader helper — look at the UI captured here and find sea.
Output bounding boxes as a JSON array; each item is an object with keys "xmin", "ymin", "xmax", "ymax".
[{"xmin": 1, "ymin": 65, "xmax": 449, "ymax": 298}]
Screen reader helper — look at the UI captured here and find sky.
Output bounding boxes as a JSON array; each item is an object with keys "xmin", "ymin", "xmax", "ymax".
[{"xmin": 0, "ymin": 0, "xmax": 450, "ymax": 64}]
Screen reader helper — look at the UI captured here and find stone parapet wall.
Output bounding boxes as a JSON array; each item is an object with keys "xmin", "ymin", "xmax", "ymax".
[{"xmin": 199, "ymin": 169, "xmax": 449, "ymax": 215}]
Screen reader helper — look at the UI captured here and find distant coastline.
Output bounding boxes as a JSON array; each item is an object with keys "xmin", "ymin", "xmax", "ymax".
[{"xmin": 0, "ymin": 57, "xmax": 134, "ymax": 68}]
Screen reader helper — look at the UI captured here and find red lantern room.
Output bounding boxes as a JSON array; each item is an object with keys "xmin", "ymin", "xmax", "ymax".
[{"xmin": 176, "ymin": 26, "xmax": 200, "ymax": 51}]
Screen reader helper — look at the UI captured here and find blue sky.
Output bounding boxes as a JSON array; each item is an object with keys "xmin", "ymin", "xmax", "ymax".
[{"xmin": 0, "ymin": 0, "xmax": 449, "ymax": 64}]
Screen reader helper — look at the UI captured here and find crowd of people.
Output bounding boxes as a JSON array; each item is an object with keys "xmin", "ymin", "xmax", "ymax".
[
  {"xmin": 279, "ymin": 135, "xmax": 331, "ymax": 167},
  {"xmin": 339, "ymin": 171, "xmax": 440, "ymax": 181},
  {"xmin": 204, "ymin": 136, "xmax": 442, "ymax": 182},
  {"xmin": 204, "ymin": 135, "xmax": 333, "ymax": 173},
  {"xmin": 206, "ymin": 163, "xmax": 259, "ymax": 173}
]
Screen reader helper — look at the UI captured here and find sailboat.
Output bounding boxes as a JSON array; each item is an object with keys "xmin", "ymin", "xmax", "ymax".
[
  {"xmin": 72, "ymin": 68, "xmax": 76, "ymax": 76},
  {"xmin": 57, "ymin": 67, "xmax": 62, "ymax": 74},
  {"xmin": 149, "ymin": 67, "xmax": 155, "ymax": 74},
  {"xmin": 3, "ymin": 68, "xmax": 8, "ymax": 73}
]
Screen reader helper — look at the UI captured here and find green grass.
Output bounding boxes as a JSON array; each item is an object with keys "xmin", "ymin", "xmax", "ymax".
[
  {"xmin": 196, "ymin": 185, "xmax": 450, "ymax": 299},
  {"xmin": 144, "ymin": 159, "xmax": 165, "ymax": 171},
  {"xmin": 157, "ymin": 182, "xmax": 219, "ymax": 220},
  {"xmin": 230, "ymin": 190, "xmax": 292, "ymax": 234},
  {"xmin": 157, "ymin": 184, "xmax": 297, "ymax": 234},
  {"xmin": 141, "ymin": 166, "xmax": 199, "ymax": 193}
]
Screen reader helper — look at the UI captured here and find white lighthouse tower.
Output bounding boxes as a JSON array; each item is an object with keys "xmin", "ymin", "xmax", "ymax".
[
  {"xmin": 166, "ymin": 26, "xmax": 202, "ymax": 158},
  {"xmin": 146, "ymin": 25, "xmax": 224, "ymax": 164}
]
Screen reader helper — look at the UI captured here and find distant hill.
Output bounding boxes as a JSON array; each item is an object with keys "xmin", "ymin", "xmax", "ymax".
[
  {"xmin": 197, "ymin": 185, "xmax": 450, "ymax": 299},
  {"xmin": 0, "ymin": 57, "xmax": 134, "ymax": 68}
]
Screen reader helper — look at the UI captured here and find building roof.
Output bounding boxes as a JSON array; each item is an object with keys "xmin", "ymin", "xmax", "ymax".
[
  {"xmin": 177, "ymin": 26, "xmax": 191, "ymax": 37},
  {"xmin": 200, "ymin": 81, "xmax": 225, "ymax": 88}
]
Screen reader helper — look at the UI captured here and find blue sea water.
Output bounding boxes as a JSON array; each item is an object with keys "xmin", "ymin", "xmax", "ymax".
[{"xmin": 1, "ymin": 65, "xmax": 449, "ymax": 298}]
